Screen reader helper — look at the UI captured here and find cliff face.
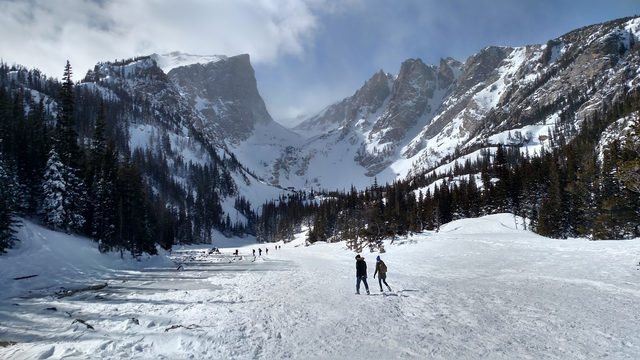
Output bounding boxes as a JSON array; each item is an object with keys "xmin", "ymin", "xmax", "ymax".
[{"xmin": 167, "ymin": 54, "xmax": 273, "ymax": 144}]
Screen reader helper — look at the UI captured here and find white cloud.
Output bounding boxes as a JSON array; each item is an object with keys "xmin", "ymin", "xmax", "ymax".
[{"xmin": 0, "ymin": 0, "xmax": 335, "ymax": 78}]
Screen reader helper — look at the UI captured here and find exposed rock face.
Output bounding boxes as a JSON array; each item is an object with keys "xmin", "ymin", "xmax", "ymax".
[
  {"xmin": 371, "ymin": 58, "xmax": 437, "ymax": 142},
  {"xmin": 353, "ymin": 57, "xmax": 461, "ymax": 175},
  {"xmin": 167, "ymin": 54, "xmax": 273, "ymax": 143},
  {"xmin": 458, "ymin": 46, "xmax": 513, "ymax": 91},
  {"xmin": 469, "ymin": 17, "xmax": 640, "ymax": 142},
  {"xmin": 293, "ymin": 69, "xmax": 394, "ymax": 136},
  {"xmin": 437, "ymin": 57, "xmax": 458, "ymax": 90},
  {"xmin": 414, "ymin": 46, "xmax": 514, "ymax": 144}
]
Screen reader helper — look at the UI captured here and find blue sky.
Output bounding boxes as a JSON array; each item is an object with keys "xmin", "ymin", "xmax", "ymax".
[{"xmin": 1, "ymin": 0, "xmax": 638, "ymax": 126}]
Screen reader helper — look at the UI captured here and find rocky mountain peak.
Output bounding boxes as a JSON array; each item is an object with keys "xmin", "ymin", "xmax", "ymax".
[
  {"xmin": 293, "ymin": 68, "xmax": 393, "ymax": 136},
  {"xmin": 80, "ymin": 17, "xmax": 639, "ymax": 194},
  {"xmin": 370, "ymin": 58, "xmax": 443, "ymax": 143},
  {"xmin": 438, "ymin": 58, "xmax": 458, "ymax": 90},
  {"xmin": 151, "ymin": 51, "xmax": 228, "ymax": 73},
  {"xmin": 353, "ymin": 69, "xmax": 393, "ymax": 113},
  {"xmin": 167, "ymin": 54, "xmax": 273, "ymax": 143}
]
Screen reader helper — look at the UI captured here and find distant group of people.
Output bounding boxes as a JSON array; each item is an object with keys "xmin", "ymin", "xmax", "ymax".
[
  {"xmin": 354, "ymin": 254, "xmax": 392, "ymax": 295},
  {"xmin": 218, "ymin": 245, "xmax": 286, "ymax": 259},
  {"xmin": 250, "ymin": 245, "xmax": 282, "ymax": 257}
]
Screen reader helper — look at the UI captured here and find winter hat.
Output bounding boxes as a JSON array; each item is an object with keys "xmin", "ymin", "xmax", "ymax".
[
  {"xmin": 376, "ymin": 256, "xmax": 380, "ymax": 261},
  {"xmin": 355, "ymin": 254, "xmax": 361, "ymax": 259}
]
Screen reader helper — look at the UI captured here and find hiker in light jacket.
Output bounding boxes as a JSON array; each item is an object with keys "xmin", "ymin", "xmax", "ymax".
[
  {"xmin": 373, "ymin": 255, "xmax": 392, "ymax": 292},
  {"xmin": 355, "ymin": 254, "xmax": 370, "ymax": 295}
]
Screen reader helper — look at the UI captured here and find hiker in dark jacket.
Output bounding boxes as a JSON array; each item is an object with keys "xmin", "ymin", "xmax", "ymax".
[
  {"xmin": 355, "ymin": 254, "xmax": 370, "ymax": 295},
  {"xmin": 373, "ymin": 255, "xmax": 392, "ymax": 292}
]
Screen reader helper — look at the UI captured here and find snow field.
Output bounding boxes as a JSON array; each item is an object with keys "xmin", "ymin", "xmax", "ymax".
[{"xmin": 0, "ymin": 214, "xmax": 639, "ymax": 359}]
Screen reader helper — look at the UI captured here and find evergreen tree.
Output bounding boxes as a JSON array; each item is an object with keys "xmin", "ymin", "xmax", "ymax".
[
  {"xmin": 40, "ymin": 148, "xmax": 85, "ymax": 234},
  {"xmin": 493, "ymin": 144, "xmax": 510, "ymax": 211},
  {"xmin": 616, "ymin": 112, "xmax": 640, "ymax": 193},
  {"xmin": 594, "ymin": 140, "xmax": 637, "ymax": 239},
  {"xmin": 55, "ymin": 61, "xmax": 81, "ymax": 169},
  {"xmin": 41, "ymin": 149, "xmax": 66, "ymax": 231},
  {"xmin": 16, "ymin": 97, "xmax": 49, "ymax": 217},
  {"xmin": 536, "ymin": 154, "xmax": 565, "ymax": 238},
  {"xmin": 93, "ymin": 140, "xmax": 119, "ymax": 252},
  {"xmin": 115, "ymin": 148, "xmax": 156, "ymax": 257},
  {"xmin": 0, "ymin": 153, "xmax": 20, "ymax": 253},
  {"xmin": 39, "ymin": 61, "xmax": 87, "ymax": 234}
]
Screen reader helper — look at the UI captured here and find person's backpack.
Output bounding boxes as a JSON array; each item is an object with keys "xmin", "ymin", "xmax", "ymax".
[{"xmin": 380, "ymin": 261, "xmax": 387, "ymax": 273}]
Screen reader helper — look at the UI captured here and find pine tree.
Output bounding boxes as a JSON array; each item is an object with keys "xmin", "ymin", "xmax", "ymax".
[
  {"xmin": 64, "ymin": 168, "xmax": 86, "ymax": 234},
  {"xmin": 0, "ymin": 153, "xmax": 20, "ymax": 253},
  {"xmin": 114, "ymin": 148, "xmax": 156, "ymax": 257},
  {"xmin": 40, "ymin": 148, "xmax": 85, "ymax": 234},
  {"xmin": 594, "ymin": 140, "xmax": 637, "ymax": 239},
  {"xmin": 616, "ymin": 112, "xmax": 640, "ymax": 193},
  {"xmin": 0, "ymin": 87, "xmax": 15, "ymax": 156},
  {"xmin": 537, "ymin": 154, "xmax": 566, "ymax": 238},
  {"xmin": 493, "ymin": 144, "xmax": 510, "ymax": 211},
  {"xmin": 38, "ymin": 61, "xmax": 87, "ymax": 234},
  {"xmin": 41, "ymin": 149, "xmax": 66, "ymax": 231},
  {"xmin": 93, "ymin": 140, "xmax": 119, "ymax": 252},
  {"xmin": 56, "ymin": 61, "xmax": 80, "ymax": 169},
  {"xmin": 16, "ymin": 97, "xmax": 49, "ymax": 217}
]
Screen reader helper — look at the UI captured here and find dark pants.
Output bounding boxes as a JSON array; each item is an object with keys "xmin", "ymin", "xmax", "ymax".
[
  {"xmin": 356, "ymin": 276, "xmax": 369, "ymax": 293},
  {"xmin": 378, "ymin": 277, "xmax": 389, "ymax": 289}
]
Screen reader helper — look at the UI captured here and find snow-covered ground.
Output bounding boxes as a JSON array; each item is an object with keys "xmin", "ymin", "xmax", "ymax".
[{"xmin": 1, "ymin": 215, "xmax": 639, "ymax": 359}]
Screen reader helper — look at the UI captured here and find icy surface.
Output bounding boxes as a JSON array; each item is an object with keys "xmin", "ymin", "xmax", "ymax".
[{"xmin": 1, "ymin": 215, "xmax": 639, "ymax": 359}]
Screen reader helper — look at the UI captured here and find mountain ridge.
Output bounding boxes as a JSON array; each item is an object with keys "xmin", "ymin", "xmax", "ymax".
[{"xmin": 291, "ymin": 16, "xmax": 640, "ymax": 183}]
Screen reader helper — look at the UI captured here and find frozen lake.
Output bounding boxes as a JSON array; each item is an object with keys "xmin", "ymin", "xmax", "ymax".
[{"xmin": 1, "ymin": 215, "xmax": 640, "ymax": 359}]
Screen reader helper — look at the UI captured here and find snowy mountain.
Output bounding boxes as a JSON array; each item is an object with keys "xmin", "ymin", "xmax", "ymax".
[
  {"xmin": 152, "ymin": 52, "xmax": 310, "ymax": 189},
  {"xmin": 293, "ymin": 16, "xmax": 640, "ymax": 184},
  {"xmin": 78, "ymin": 17, "xmax": 640, "ymax": 194},
  {"xmin": 151, "ymin": 51, "xmax": 228, "ymax": 73}
]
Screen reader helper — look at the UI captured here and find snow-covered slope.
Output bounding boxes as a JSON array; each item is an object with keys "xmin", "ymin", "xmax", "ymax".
[{"xmin": 1, "ymin": 215, "xmax": 639, "ymax": 359}]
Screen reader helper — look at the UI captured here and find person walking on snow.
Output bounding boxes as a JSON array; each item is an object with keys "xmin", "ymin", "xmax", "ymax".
[
  {"xmin": 355, "ymin": 254, "xmax": 370, "ymax": 295},
  {"xmin": 373, "ymin": 255, "xmax": 392, "ymax": 292}
]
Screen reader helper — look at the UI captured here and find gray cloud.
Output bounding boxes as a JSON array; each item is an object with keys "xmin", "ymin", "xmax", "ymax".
[{"xmin": 0, "ymin": 0, "xmax": 338, "ymax": 77}]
